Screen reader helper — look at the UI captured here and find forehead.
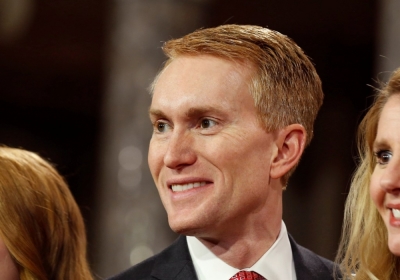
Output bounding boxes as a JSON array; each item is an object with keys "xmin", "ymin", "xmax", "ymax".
[
  {"xmin": 379, "ymin": 94, "xmax": 400, "ymax": 122},
  {"xmin": 155, "ymin": 55, "xmax": 251, "ymax": 90},
  {"xmin": 376, "ymin": 94, "xmax": 400, "ymax": 139},
  {"xmin": 150, "ymin": 55, "xmax": 254, "ymax": 113}
]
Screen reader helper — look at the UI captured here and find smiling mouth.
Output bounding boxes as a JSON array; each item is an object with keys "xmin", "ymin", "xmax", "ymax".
[
  {"xmin": 392, "ymin": 209, "xmax": 400, "ymax": 219},
  {"xmin": 171, "ymin": 182, "xmax": 207, "ymax": 192}
]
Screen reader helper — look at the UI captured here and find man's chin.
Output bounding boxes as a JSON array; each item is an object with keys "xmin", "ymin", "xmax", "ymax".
[{"xmin": 168, "ymin": 219, "xmax": 203, "ymax": 236}]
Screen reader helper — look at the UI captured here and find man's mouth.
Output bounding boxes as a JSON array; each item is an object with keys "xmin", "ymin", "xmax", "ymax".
[{"xmin": 171, "ymin": 182, "xmax": 207, "ymax": 192}]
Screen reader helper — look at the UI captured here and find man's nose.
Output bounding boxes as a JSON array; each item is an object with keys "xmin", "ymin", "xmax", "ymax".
[
  {"xmin": 163, "ymin": 130, "xmax": 196, "ymax": 169},
  {"xmin": 380, "ymin": 158, "xmax": 400, "ymax": 194}
]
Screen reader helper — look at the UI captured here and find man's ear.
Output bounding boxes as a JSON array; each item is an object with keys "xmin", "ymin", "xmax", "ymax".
[{"xmin": 270, "ymin": 124, "xmax": 306, "ymax": 179}]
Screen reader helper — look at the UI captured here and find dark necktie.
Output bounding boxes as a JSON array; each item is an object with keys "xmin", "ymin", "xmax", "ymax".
[{"xmin": 229, "ymin": 270, "xmax": 266, "ymax": 280}]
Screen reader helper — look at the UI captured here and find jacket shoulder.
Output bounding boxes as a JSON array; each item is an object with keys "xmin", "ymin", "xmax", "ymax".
[
  {"xmin": 289, "ymin": 235, "xmax": 340, "ymax": 280},
  {"xmin": 107, "ymin": 236, "xmax": 194, "ymax": 280},
  {"xmin": 107, "ymin": 254, "xmax": 157, "ymax": 280}
]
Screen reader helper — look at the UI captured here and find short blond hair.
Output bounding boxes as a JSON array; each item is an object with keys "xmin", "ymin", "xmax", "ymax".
[
  {"xmin": 336, "ymin": 68, "xmax": 400, "ymax": 279},
  {"xmin": 0, "ymin": 147, "xmax": 93, "ymax": 280},
  {"xmin": 153, "ymin": 24, "xmax": 323, "ymax": 183}
]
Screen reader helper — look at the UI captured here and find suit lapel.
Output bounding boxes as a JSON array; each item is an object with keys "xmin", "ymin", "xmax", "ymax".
[
  {"xmin": 151, "ymin": 236, "xmax": 198, "ymax": 280},
  {"xmin": 151, "ymin": 261, "xmax": 197, "ymax": 280},
  {"xmin": 289, "ymin": 235, "xmax": 335, "ymax": 280}
]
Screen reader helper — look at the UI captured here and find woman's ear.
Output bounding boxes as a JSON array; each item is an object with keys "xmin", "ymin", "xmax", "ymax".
[{"xmin": 270, "ymin": 124, "xmax": 306, "ymax": 179}]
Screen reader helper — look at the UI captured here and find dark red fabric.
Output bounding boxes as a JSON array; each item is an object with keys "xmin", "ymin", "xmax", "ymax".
[{"xmin": 229, "ymin": 270, "xmax": 266, "ymax": 280}]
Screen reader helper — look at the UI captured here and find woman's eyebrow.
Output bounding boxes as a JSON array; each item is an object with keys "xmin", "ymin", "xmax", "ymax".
[{"xmin": 373, "ymin": 138, "xmax": 389, "ymax": 151}]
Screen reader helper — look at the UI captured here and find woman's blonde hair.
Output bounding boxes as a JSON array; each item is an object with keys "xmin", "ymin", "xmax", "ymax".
[
  {"xmin": 0, "ymin": 147, "xmax": 93, "ymax": 280},
  {"xmin": 336, "ymin": 68, "xmax": 400, "ymax": 279}
]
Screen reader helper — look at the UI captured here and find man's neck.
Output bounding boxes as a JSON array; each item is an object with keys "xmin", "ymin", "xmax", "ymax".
[{"xmin": 195, "ymin": 219, "xmax": 282, "ymax": 268}]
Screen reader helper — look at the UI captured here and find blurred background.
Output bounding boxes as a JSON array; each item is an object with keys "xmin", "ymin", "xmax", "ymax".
[{"xmin": 1, "ymin": 0, "xmax": 399, "ymax": 278}]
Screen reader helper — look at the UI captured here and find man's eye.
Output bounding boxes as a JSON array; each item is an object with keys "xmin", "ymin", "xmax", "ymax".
[
  {"xmin": 155, "ymin": 122, "xmax": 171, "ymax": 133},
  {"xmin": 200, "ymin": 119, "xmax": 217, "ymax": 129},
  {"xmin": 374, "ymin": 150, "xmax": 392, "ymax": 165}
]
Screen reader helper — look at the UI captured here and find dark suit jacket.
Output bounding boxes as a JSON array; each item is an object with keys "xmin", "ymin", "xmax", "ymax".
[{"xmin": 108, "ymin": 235, "xmax": 337, "ymax": 280}]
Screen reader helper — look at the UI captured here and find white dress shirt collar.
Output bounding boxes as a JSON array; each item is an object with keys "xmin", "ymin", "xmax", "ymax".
[{"xmin": 187, "ymin": 221, "xmax": 297, "ymax": 280}]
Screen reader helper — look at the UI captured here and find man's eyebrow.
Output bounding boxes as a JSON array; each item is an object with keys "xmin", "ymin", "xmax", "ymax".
[
  {"xmin": 148, "ymin": 108, "xmax": 166, "ymax": 119},
  {"xmin": 186, "ymin": 106, "xmax": 218, "ymax": 118},
  {"xmin": 148, "ymin": 106, "xmax": 226, "ymax": 119}
]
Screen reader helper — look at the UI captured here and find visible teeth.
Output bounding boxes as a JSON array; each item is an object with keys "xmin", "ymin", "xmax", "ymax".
[
  {"xmin": 393, "ymin": 209, "xmax": 400, "ymax": 219},
  {"xmin": 171, "ymin": 182, "xmax": 206, "ymax": 192}
]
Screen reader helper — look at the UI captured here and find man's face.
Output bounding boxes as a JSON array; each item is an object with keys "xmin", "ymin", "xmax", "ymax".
[{"xmin": 148, "ymin": 55, "xmax": 278, "ymax": 238}]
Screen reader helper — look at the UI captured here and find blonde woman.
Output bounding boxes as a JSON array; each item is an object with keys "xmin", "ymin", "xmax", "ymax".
[
  {"xmin": 336, "ymin": 68, "xmax": 400, "ymax": 279},
  {"xmin": 0, "ymin": 147, "xmax": 93, "ymax": 280}
]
